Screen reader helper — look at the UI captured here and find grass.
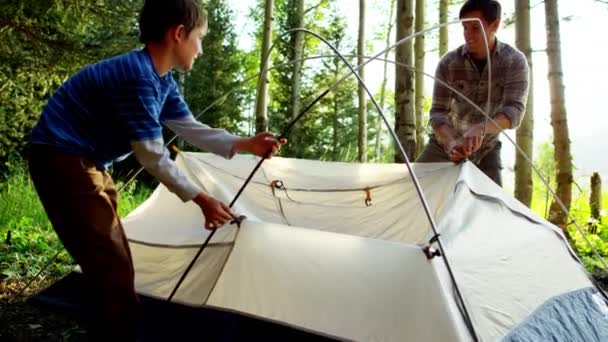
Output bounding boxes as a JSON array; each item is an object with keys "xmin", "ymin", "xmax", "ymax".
[{"xmin": 0, "ymin": 157, "xmax": 152, "ymax": 299}]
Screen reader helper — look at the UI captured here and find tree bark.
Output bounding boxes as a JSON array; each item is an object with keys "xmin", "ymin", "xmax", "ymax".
[
  {"xmin": 357, "ymin": 0, "xmax": 367, "ymax": 162},
  {"xmin": 414, "ymin": 0, "xmax": 425, "ymax": 157},
  {"xmin": 514, "ymin": 0, "xmax": 534, "ymax": 207},
  {"xmin": 545, "ymin": 0, "xmax": 573, "ymax": 227},
  {"xmin": 439, "ymin": 0, "xmax": 448, "ymax": 57},
  {"xmin": 394, "ymin": 0, "xmax": 416, "ymax": 162},
  {"xmin": 590, "ymin": 173, "xmax": 602, "ymax": 222},
  {"xmin": 289, "ymin": 0, "xmax": 305, "ymax": 121},
  {"xmin": 255, "ymin": 0, "xmax": 274, "ymax": 134}
]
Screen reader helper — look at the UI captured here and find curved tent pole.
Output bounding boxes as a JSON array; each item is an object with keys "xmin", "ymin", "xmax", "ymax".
[{"xmin": 168, "ymin": 23, "xmax": 490, "ymax": 341}]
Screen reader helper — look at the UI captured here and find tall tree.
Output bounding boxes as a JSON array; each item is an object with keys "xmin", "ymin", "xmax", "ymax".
[
  {"xmin": 184, "ymin": 0, "xmax": 247, "ymax": 134},
  {"xmin": 289, "ymin": 0, "xmax": 305, "ymax": 123},
  {"xmin": 374, "ymin": 0, "xmax": 396, "ymax": 161},
  {"xmin": 439, "ymin": 0, "xmax": 448, "ymax": 56},
  {"xmin": 414, "ymin": 0, "xmax": 425, "ymax": 157},
  {"xmin": 394, "ymin": 0, "xmax": 416, "ymax": 162},
  {"xmin": 545, "ymin": 0, "xmax": 572, "ymax": 227},
  {"xmin": 357, "ymin": 0, "xmax": 367, "ymax": 162},
  {"xmin": 254, "ymin": 0, "xmax": 274, "ymax": 133},
  {"xmin": 514, "ymin": 0, "xmax": 534, "ymax": 207},
  {"xmin": 0, "ymin": 0, "xmax": 141, "ymax": 171},
  {"xmin": 311, "ymin": 11, "xmax": 358, "ymax": 161}
]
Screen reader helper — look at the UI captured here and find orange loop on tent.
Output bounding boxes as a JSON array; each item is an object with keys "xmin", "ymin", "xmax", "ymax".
[{"xmin": 364, "ymin": 188, "xmax": 372, "ymax": 207}]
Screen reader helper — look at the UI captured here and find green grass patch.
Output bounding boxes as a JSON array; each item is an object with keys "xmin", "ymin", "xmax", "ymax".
[{"xmin": 0, "ymin": 157, "xmax": 152, "ymax": 296}]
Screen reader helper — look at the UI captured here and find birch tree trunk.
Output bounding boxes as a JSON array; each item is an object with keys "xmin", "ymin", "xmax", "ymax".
[
  {"xmin": 374, "ymin": 0, "xmax": 396, "ymax": 161},
  {"xmin": 358, "ymin": 0, "xmax": 367, "ymax": 162},
  {"xmin": 282, "ymin": 0, "xmax": 305, "ymax": 157},
  {"xmin": 545, "ymin": 0, "xmax": 573, "ymax": 227},
  {"xmin": 439, "ymin": 0, "xmax": 448, "ymax": 57},
  {"xmin": 394, "ymin": 0, "xmax": 416, "ymax": 162},
  {"xmin": 514, "ymin": 0, "xmax": 534, "ymax": 207},
  {"xmin": 414, "ymin": 0, "xmax": 425, "ymax": 157},
  {"xmin": 255, "ymin": 0, "xmax": 274, "ymax": 134}
]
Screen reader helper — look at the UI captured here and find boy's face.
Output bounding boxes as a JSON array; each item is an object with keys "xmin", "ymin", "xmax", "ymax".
[
  {"xmin": 175, "ymin": 25, "xmax": 205, "ymax": 71},
  {"xmin": 461, "ymin": 10, "xmax": 499, "ymax": 58}
]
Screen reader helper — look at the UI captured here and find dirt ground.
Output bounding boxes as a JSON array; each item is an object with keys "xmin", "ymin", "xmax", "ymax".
[{"xmin": 0, "ymin": 279, "xmax": 87, "ymax": 342}]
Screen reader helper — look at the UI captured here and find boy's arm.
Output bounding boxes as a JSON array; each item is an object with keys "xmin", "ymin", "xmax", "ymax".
[
  {"xmin": 131, "ymin": 138, "xmax": 234, "ymax": 230},
  {"xmin": 163, "ymin": 115, "xmax": 241, "ymax": 158}
]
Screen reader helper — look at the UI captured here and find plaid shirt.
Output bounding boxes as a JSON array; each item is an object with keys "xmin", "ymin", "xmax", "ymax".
[{"xmin": 428, "ymin": 39, "xmax": 529, "ymax": 162}]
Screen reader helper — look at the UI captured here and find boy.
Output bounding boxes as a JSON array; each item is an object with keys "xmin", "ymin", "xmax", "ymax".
[
  {"xmin": 27, "ymin": 0, "xmax": 285, "ymax": 340},
  {"xmin": 416, "ymin": 0, "xmax": 529, "ymax": 186}
]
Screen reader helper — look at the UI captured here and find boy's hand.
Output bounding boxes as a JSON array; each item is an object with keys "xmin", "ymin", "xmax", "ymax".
[
  {"xmin": 233, "ymin": 132, "xmax": 287, "ymax": 159},
  {"xmin": 192, "ymin": 193, "xmax": 233, "ymax": 230}
]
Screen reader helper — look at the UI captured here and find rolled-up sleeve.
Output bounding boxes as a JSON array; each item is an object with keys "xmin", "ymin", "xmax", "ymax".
[
  {"xmin": 163, "ymin": 115, "xmax": 241, "ymax": 159},
  {"xmin": 429, "ymin": 59, "xmax": 453, "ymax": 130},
  {"xmin": 497, "ymin": 52, "xmax": 529, "ymax": 129}
]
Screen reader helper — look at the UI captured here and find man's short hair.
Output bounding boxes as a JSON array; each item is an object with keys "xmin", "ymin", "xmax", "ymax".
[
  {"xmin": 138, "ymin": 0, "xmax": 207, "ymax": 43},
  {"xmin": 459, "ymin": 0, "xmax": 502, "ymax": 23}
]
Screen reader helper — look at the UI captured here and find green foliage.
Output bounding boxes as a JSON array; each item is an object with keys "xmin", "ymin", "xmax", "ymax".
[
  {"xmin": 0, "ymin": 0, "xmax": 142, "ymax": 173},
  {"xmin": 530, "ymin": 141, "xmax": 557, "ymax": 218},
  {"xmin": 183, "ymin": 0, "xmax": 249, "ymax": 139},
  {"xmin": 0, "ymin": 157, "xmax": 151, "ymax": 287},
  {"xmin": 565, "ymin": 191, "xmax": 608, "ymax": 273}
]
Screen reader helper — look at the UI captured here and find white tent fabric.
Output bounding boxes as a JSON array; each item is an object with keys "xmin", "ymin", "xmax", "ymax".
[{"xmin": 121, "ymin": 152, "xmax": 607, "ymax": 341}]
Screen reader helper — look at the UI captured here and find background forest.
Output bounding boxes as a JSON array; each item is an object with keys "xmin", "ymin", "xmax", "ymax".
[{"xmin": 1, "ymin": 0, "xmax": 608, "ymax": 339}]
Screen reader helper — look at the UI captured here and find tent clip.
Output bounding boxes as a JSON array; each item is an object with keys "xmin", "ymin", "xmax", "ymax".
[
  {"xmin": 230, "ymin": 214, "xmax": 247, "ymax": 228},
  {"xmin": 423, "ymin": 234, "xmax": 442, "ymax": 260}
]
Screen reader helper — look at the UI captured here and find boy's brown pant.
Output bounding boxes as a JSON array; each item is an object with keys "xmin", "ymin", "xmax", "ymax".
[{"xmin": 28, "ymin": 144, "xmax": 140, "ymax": 341}]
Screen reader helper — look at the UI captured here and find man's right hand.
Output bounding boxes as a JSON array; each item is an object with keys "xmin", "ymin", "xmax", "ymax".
[
  {"xmin": 192, "ymin": 193, "xmax": 233, "ymax": 230},
  {"xmin": 444, "ymin": 139, "xmax": 468, "ymax": 163},
  {"xmin": 435, "ymin": 124, "xmax": 468, "ymax": 163}
]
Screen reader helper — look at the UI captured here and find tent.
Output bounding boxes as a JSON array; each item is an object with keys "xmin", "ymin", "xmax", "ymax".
[{"xmin": 35, "ymin": 151, "xmax": 608, "ymax": 341}]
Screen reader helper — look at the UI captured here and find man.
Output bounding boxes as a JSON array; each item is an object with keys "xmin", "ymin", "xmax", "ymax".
[
  {"xmin": 416, "ymin": 0, "xmax": 529, "ymax": 186},
  {"xmin": 27, "ymin": 0, "xmax": 285, "ymax": 340}
]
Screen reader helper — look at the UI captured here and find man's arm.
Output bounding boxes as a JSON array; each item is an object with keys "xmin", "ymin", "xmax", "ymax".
[
  {"xmin": 428, "ymin": 58, "xmax": 466, "ymax": 161},
  {"xmin": 461, "ymin": 51, "xmax": 529, "ymax": 155},
  {"xmin": 495, "ymin": 50, "xmax": 530, "ymax": 130}
]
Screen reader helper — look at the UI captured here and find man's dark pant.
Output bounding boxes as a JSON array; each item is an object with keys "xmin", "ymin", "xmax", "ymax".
[
  {"xmin": 28, "ymin": 144, "xmax": 140, "ymax": 341},
  {"xmin": 416, "ymin": 136, "xmax": 503, "ymax": 186}
]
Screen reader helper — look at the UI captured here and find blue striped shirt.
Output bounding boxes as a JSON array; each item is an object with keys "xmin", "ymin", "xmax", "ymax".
[{"xmin": 30, "ymin": 48, "xmax": 190, "ymax": 169}]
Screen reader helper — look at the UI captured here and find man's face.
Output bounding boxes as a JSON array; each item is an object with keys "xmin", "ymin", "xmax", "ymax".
[
  {"xmin": 175, "ymin": 25, "xmax": 205, "ymax": 72},
  {"xmin": 461, "ymin": 10, "xmax": 499, "ymax": 57}
]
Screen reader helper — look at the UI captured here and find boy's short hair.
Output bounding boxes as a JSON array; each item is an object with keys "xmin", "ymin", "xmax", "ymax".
[
  {"xmin": 139, "ymin": 0, "xmax": 208, "ymax": 43},
  {"xmin": 459, "ymin": 0, "xmax": 502, "ymax": 23}
]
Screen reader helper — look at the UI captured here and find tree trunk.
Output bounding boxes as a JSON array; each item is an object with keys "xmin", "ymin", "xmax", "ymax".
[
  {"xmin": 283, "ymin": 0, "xmax": 305, "ymax": 157},
  {"xmin": 394, "ymin": 0, "xmax": 416, "ymax": 162},
  {"xmin": 358, "ymin": 0, "xmax": 367, "ymax": 162},
  {"xmin": 374, "ymin": 0, "xmax": 396, "ymax": 162},
  {"xmin": 590, "ymin": 173, "xmax": 602, "ymax": 222},
  {"xmin": 439, "ymin": 0, "xmax": 448, "ymax": 57},
  {"xmin": 255, "ymin": 0, "xmax": 274, "ymax": 134},
  {"xmin": 545, "ymin": 0, "xmax": 573, "ymax": 227},
  {"xmin": 514, "ymin": 0, "xmax": 534, "ymax": 207},
  {"xmin": 414, "ymin": 0, "xmax": 425, "ymax": 157}
]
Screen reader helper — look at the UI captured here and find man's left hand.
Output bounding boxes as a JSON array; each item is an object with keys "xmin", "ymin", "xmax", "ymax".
[{"xmin": 462, "ymin": 123, "xmax": 485, "ymax": 156}]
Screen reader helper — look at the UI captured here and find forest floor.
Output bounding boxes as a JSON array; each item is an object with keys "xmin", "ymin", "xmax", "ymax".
[{"xmin": 2, "ymin": 272, "xmax": 608, "ymax": 341}]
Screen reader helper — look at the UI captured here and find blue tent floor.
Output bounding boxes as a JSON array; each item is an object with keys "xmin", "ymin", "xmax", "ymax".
[{"xmin": 30, "ymin": 272, "xmax": 339, "ymax": 341}]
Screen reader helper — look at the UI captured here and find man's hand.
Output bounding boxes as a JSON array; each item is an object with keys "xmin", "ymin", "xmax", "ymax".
[
  {"xmin": 443, "ymin": 139, "xmax": 470, "ymax": 164},
  {"xmin": 461, "ymin": 123, "xmax": 485, "ymax": 156},
  {"xmin": 233, "ymin": 132, "xmax": 287, "ymax": 159},
  {"xmin": 435, "ymin": 124, "xmax": 467, "ymax": 163},
  {"xmin": 192, "ymin": 193, "xmax": 233, "ymax": 230}
]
